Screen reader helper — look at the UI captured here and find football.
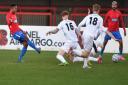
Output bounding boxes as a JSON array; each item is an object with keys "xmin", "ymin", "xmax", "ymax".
[{"xmin": 112, "ymin": 54, "xmax": 120, "ymax": 62}]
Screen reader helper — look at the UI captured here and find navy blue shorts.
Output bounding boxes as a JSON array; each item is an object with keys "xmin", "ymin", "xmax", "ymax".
[
  {"xmin": 104, "ymin": 30, "xmax": 122, "ymax": 41},
  {"xmin": 13, "ymin": 31, "xmax": 26, "ymax": 43}
]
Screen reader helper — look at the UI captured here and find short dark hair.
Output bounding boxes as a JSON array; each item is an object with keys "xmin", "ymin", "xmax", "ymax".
[
  {"xmin": 10, "ymin": 4, "xmax": 17, "ymax": 7},
  {"xmin": 112, "ymin": 1, "xmax": 118, "ymax": 5},
  {"xmin": 61, "ymin": 11, "xmax": 69, "ymax": 16}
]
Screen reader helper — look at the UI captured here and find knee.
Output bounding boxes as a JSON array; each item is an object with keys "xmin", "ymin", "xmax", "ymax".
[
  {"xmin": 118, "ymin": 41, "xmax": 123, "ymax": 45},
  {"xmin": 81, "ymin": 51, "xmax": 89, "ymax": 58},
  {"xmin": 57, "ymin": 49, "xmax": 65, "ymax": 56},
  {"xmin": 23, "ymin": 41, "xmax": 28, "ymax": 48}
]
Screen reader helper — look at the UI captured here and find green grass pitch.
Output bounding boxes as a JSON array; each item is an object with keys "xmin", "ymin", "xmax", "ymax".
[{"xmin": 0, "ymin": 50, "xmax": 128, "ymax": 85}]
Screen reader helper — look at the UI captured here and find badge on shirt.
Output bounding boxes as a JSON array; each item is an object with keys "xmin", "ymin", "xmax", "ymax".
[
  {"xmin": 112, "ymin": 18, "xmax": 118, "ymax": 22},
  {"xmin": 14, "ymin": 20, "xmax": 18, "ymax": 23}
]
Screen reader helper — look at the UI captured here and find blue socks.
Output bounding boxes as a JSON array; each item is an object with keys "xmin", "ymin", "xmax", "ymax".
[
  {"xmin": 18, "ymin": 40, "xmax": 40, "ymax": 62},
  {"xmin": 27, "ymin": 40, "xmax": 38, "ymax": 52},
  {"xmin": 18, "ymin": 47, "xmax": 27, "ymax": 62}
]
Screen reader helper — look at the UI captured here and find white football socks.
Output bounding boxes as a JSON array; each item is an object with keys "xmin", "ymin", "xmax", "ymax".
[
  {"xmin": 73, "ymin": 55, "xmax": 98, "ymax": 62},
  {"xmin": 88, "ymin": 56, "xmax": 98, "ymax": 62},
  {"xmin": 83, "ymin": 58, "xmax": 88, "ymax": 69},
  {"xmin": 73, "ymin": 56, "xmax": 84, "ymax": 62},
  {"xmin": 56, "ymin": 55, "xmax": 67, "ymax": 63}
]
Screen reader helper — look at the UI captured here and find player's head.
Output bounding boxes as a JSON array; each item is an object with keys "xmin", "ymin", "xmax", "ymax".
[
  {"xmin": 92, "ymin": 4, "xmax": 101, "ymax": 13},
  {"xmin": 61, "ymin": 11, "xmax": 69, "ymax": 20},
  {"xmin": 112, "ymin": 1, "xmax": 118, "ymax": 10},
  {"xmin": 10, "ymin": 4, "xmax": 17, "ymax": 14}
]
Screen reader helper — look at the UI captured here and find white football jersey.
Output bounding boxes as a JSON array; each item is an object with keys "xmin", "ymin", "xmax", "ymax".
[
  {"xmin": 78, "ymin": 14, "xmax": 105, "ymax": 38},
  {"xmin": 57, "ymin": 19, "xmax": 78, "ymax": 42}
]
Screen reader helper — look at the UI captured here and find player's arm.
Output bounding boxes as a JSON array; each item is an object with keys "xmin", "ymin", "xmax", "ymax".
[
  {"xmin": 46, "ymin": 22, "xmax": 62, "ymax": 36},
  {"xmin": 78, "ymin": 17, "xmax": 87, "ymax": 48},
  {"xmin": 78, "ymin": 17, "xmax": 87, "ymax": 31},
  {"xmin": 76, "ymin": 28, "xmax": 83, "ymax": 48},
  {"xmin": 100, "ymin": 18, "xmax": 117, "ymax": 41},
  {"xmin": 105, "ymin": 30, "xmax": 117, "ymax": 41},
  {"xmin": 101, "ymin": 27, "xmax": 117, "ymax": 41},
  {"xmin": 75, "ymin": 28, "xmax": 82, "ymax": 37},
  {"xmin": 94, "ymin": 31, "xmax": 100, "ymax": 40},
  {"xmin": 119, "ymin": 13, "xmax": 126, "ymax": 36},
  {"xmin": 73, "ymin": 21, "xmax": 82, "ymax": 38},
  {"xmin": 46, "ymin": 28, "xmax": 59, "ymax": 36},
  {"xmin": 73, "ymin": 21, "xmax": 83, "ymax": 48},
  {"xmin": 7, "ymin": 14, "xmax": 18, "ymax": 24},
  {"xmin": 93, "ymin": 42, "xmax": 98, "ymax": 53}
]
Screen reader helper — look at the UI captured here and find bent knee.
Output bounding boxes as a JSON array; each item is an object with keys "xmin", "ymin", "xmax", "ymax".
[
  {"xmin": 81, "ymin": 51, "xmax": 90, "ymax": 58},
  {"xmin": 57, "ymin": 49, "xmax": 65, "ymax": 55}
]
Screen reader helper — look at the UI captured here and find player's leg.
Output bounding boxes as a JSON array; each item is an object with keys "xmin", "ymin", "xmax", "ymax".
[
  {"xmin": 88, "ymin": 53, "xmax": 98, "ymax": 62},
  {"xmin": 72, "ymin": 56, "xmax": 84, "ymax": 62},
  {"xmin": 71, "ymin": 49, "xmax": 93, "ymax": 62},
  {"xmin": 56, "ymin": 50, "xmax": 69, "ymax": 65},
  {"xmin": 73, "ymin": 50, "xmax": 90, "ymax": 68},
  {"xmin": 82, "ymin": 36, "xmax": 94, "ymax": 69},
  {"xmin": 84, "ymin": 46, "xmax": 102, "ymax": 63},
  {"xmin": 71, "ymin": 52, "xmax": 99, "ymax": 63},
  {"xmin": 113, "ymin": 31, "xmax": 125, "ymax": 60},
  {"xmin": 56, "ymin": 42, "xmax": 70, "ymax": 65},
  {"xmin": 71, "ymin": 35, "xmax": 93, "ymax": 68},
  {"xmin": 72, "ymin": 35, "xmax": 92, "ymax": 57},
  {"xmin": 67, "ymin": 42, "xmax": 84, "ymax": 62},
  {"xmin": 97, "ymin": 40, "xmax": 108, "ymax": 64},
  {"xmin": 88, "ymin": 57, "xmax": 98, "ymax": 62},
  {"xmin": 114, "ymin": 31, "xmax": 123, "ymax": 55},
  {"xmin": 99, "ymin": 34, "xmax": 110, "ymax": 57},
  {"xmin": 72, "ymin": 54, "xmax": 97, "ymax": 65},
  {"xmin": 118, "ymin": 40, "xmax": 123, "ymax": 55},
  {"xmin": 18, "ymin": 41, "xmax": 28, "ymax": 62},
  {"xmin": 13, "ymin": 31, "xmax": 28, "ymax": 62},
  {"xmin": 24, "ymin": 33, "xmax": 41, "ymax": 53},
  {"xmin": 118, "ymin": 40, "xmax": 125, "ymax": 60},
  {"xmin": 98, "ymin": 34, "xmax": 111, "ymax": 64},
  {"xmin": 71, "ymin": 45, "xmax": 102, "ymax": 63},
  {"xmin": 93, "ymin": 42, "xmax": 98, "ymax": 53},
  {"xmin": 100, "ymin": 40, "xmax": 108, "ymax": 56}
]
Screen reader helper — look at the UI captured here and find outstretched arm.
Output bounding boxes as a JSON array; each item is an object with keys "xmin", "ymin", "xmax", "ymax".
[
  {"xmin": 46, "ymin": 28, "xmax": 59, "ymax": 36},
  {"xmin": 75, "ymin": 28, "xmax": 82, "ymax": 38},
  {"xmin": 75, "ymin": 28, "xmax": 83, "ymax": 48},
  {"xmin": 119, "ymin": 13, "xmax": 126, "ymax": 36},
  {"xmin": 78, "ymin": 17, "xmax": 87, "ymax": 31}
]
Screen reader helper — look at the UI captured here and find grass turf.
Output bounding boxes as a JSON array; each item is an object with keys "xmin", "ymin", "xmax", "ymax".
[{"xmin": 0, "ymin": 50, "xmax": 128, "ymax": 85}]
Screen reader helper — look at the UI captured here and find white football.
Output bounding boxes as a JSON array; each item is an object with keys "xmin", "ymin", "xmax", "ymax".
[{"xmin": 112, "ymin": 54, "xmax": 120, "ymax": 62}]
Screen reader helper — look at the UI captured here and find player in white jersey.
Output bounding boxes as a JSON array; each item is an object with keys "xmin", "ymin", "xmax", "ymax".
[
  {"xmin": 72, "ymin": 40, "xmax": 102, "ymax": 63},
  {"xmin": 46, "ymin": 11, "xmax": 81, "ymax": 66},
  {"xmin": 72, "ymin": 32, "xmax": 105, "ymax": 63},
  {"xmin": 72, "ymin": 4, "xmax": 117, "ymax": 69},
  {"xmin": 69, "ymin": 27, "xmax": 106, "ymax": 64}
]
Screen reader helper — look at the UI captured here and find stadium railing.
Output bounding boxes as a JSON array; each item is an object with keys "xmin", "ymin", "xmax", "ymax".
[
  {"xmin": 0, "ymin": 6, "xmax": 128, "ymax": 26},
  {"xmin": 0, "ymin": 6, "xmax": 56, "ymax": 26}
]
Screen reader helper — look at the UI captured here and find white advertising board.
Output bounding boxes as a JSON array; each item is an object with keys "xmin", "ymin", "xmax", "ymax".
[
  {"xmin": 0, "ymin": 25, "xmax": 128, "ymax": 53},
  {"xmin": 0, "ymin": 25, "xmax": 66, "ymax": 51}
]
